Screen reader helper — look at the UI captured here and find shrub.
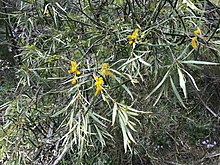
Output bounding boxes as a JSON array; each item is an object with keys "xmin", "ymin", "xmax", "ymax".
[{"xmin": 1, "ymin": 0, "xmax": 219, "ymax": 164}]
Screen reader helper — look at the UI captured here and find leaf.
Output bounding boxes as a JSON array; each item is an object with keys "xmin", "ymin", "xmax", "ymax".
[
  {"xmin": 146, "ymin": 69, "xmax": 171, "ymax": 100},
  {"xmin": 182, "ymin": 0, "xmax": 205, "ymax": 13},
  {"xmin": 112, "ymin": 102, "xmax": 117, "ymax": 126},
  {"xmin": 115, "ymin": 0, "xmax": 125, "ymax": 6},
  {"xmin": 0, "ymin": 102, "xmax": 11, "ymax": 110},
  {"xmin": 90, "ymin": 112, "xmax": 107, "ymax": 127},
  {"xmin": 153, "ymin": 86, "xmax": 164, "ymax": 106},
  {"xmin": 52, "ymin": 94, "xmax": 78, "ymax": 117},
  {"xmin": 121, "ymin": 104, "xmax": 146, "ymax": 113},
  {"xmin": 119, "ymin": 57, "xmax": 139, "ymax": 70},
  {"xmin": 211, "ymin": 40, "xmax": 220, "ymax": 45},
  {"xmin": 93, "ymin": 112, "xmax": 110, "ymax": 122},
  {"xmin": 118, "ymin": 113, "xmax": 128, "ymax": 152},
  {"xmin": 180, "ymin": 60, "xmax": 220, "ymax": 65},
  {"xmin": 170, "ymin": 76, "xmax": 187, "ymax": 109},
  {"xmin": 138, "ymin": 58, "xmax": 151, "ymax": 67},
  {"xmin": 94, "ymin": 124, "xmax": 105, "ymax": 147},
  {"xmin": 51, "ymin": 108, "xmax": 66, "ymax": 117},
  {"xmin": 182, "ymin": 69, "xmax": 200, "ymax": 91},
  {"xmin": 126, "ymin": 127, "xmax": 136, "ymax": 143},
  {"xmin": 127, "ymin": 122, "xmax": 137, "ymax": 132},
  {"xmin": 122, "ymin": 84, "xmax": 134, "ymax": 100},
  {"xmin": 178, "ymin": 68, "xmax": 187, "ymax": 98},
  {"xmin": 114, "ymin": 76, "xmax": 134, "ymax": 100},
  {"xmin": 119, "ymin": 110, "xmax": 128, "ymax": 125}
]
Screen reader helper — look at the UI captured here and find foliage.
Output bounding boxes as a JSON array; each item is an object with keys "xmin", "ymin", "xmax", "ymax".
[{"xmin": 0, "ymin": 0, "xmax": 220, "ymax": 164}]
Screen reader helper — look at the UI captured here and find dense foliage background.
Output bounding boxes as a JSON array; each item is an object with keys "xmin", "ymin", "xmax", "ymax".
[{"xmin": 0, "ymin": 0, "xmax": 220, "ymax": 164}]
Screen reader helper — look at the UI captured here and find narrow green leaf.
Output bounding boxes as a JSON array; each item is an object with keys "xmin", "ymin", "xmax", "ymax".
[
  {"xmin": 118, "ymin": 113, "xmax": 128, "ymax": 152},
  {"xmin": 182, "ymin": 0, "xmax": 205, "ymax": 13},
  {"xmin": 119, "ymin": 110, "xmax": 128, "ymax": 125},
  {"xmin": 93, "ymin": 112, "xmax": 110, "ymax": 122},
  {"xmin": 127, "ymin": 122, "xmax": 136, "ymax": 132},
  {"xmin": 146, "ymin": 69, "xmax": 171, "ymax": 100},
  {"xmin": 138, "ymin": 58, "xmax": 151, "ymax": 67},
  {"xmin": 181, "ymin": 60, "xmax": 220, "ymax": 65},
  {"xmin": 182, "ymin": 69, "xmax": 200, "ymax": 91},
  {"xmin": 114, "ymin": 76, "xmax": 134, "ymax": 100},
  {"xmin": 0, "ymin": 102, "xmax": 11, "ymax": 110},
  {"xmin": 170, "ymin": 76, "xmax": 187, "ymax": 109},
  {"xmin": 153, "ymin": 86, "xmax": 164, "ymax": 106},
  {"xmin": 52, "ymin": 94, "xmax": 78, "ymax": 117},
  {"xmin": 178, "ymin": 68, "xmax": 187, "ymax": 98},
  {"xmin": 112, "ymin": 103, "xmax": 117, "ymax": 126},
  {"xmin": 126, "ymin": 127, "xmax": 136, "ymax": 143},
  {"xmin": 90, "ymin": 112, "xmax": 107, "ymax": 127},
  {"xmin": 122, "ymin": 84, "xmax": 134, "ymax": 100},
  {"xmin": 94, "ymin": 124, "xmax": 105, "ymax": 147}
]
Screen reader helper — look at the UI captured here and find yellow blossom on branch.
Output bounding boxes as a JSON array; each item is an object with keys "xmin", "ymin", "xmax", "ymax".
[
  {"xmin": 94, "ymin": 76, "xmax": 104, "ymax": 96},
  {"xmin": 45, "ymin": 10, "xmax": 50, "ymax": 17},
  {"xmin": 68, "ymin": 61, "xmax": 80, "ymax": 75},
  {"xmin": 72, "ymin": 75, "xmax": 77, "ymax": 85},
  {"xmin": 129, "ymin": 40, "xmax": 133, "ymax": 45},
  {"xmin": 191, "ymin": 36, "xmax": 198, "ymax": 49},
  {"xmin": 128, "ymin": 28, "xmax": 139, "ymax": 45},
  {"xmin": 128, "ymin": 29, "xmax": 139, "ymax": 40},
  {"xmin": 194, "ymin": 29, "xmax": 201, "ymax": 35},
  {"xmin": 191, "ymin": 29, "xmax": 201, "ymax": 49},
  {"xmin": 101, "ymin": 63, "xmax": 112, "ymax": 76}
]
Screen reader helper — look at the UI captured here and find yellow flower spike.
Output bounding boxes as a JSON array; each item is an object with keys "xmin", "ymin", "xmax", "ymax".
[
  {"xmin": 191, "ymin": 36, "xmax": 198, "ymax": 49},
  {"xmin": 128, "ymin": 28, "xmax": 139, "ymax": 45},
  {"xmin": 94, "ymin": 76, "xmax": 104, "ymax": 96},
  {"xmin": 131, "ymin": 29, "xmax": 139, "ymax": 40},
  {"xmin": 45, "ymin": 10, "xmax": 50, "ymax": 17},
  {"xmin": 129, "ymin": 40, "xmax": 133, "ymax": 45},
  {"xmin": 134, "ymin": 29, "xmax": 139, "ymax": 35},
  {"xmin": 127, "ymin": 35, "xmax": 132, "ymax": 39},
  {"xmin": 194, "ymin": 29, "xmax": 201, "ymax": 35},
  {"xmin": 68, "ymin": 61, "xmax": 81, "ymax": 75},
  {"xmin": 101, "ymin": 63, "xmax": 112, "ymax": 76},
  {"xmin": 76, "ymin": 70, "xmax": 81, "ymax": 75},
  {"xmin": 71, "ymin": 75, "xmax": 77, "ymax": 85}
]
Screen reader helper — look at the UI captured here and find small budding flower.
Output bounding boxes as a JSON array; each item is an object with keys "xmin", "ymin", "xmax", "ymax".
[
  {"xmin": 191, "ymin": 29, "xmax": 201, "ymax": 49},
  {"xmin": 191, "ymin": 36, "xmax": 198, "ymax": 49},
  {"xmin": 129, "ymin": 40, "xmax": 133, "ymax": 45},
  {"xmin": 101, "ymin": 63, "xmax": 112, "ymax": 76},
  {"xmin": 194, "ymin": 29, "xmax": 201, "ymax": 35},
  {"xmin": 72, "ymin": 75, "xmax": 77, "ymax": 85},
  {"xmin": 128, "ymin": 29, "xmax": 139, "ymax": 45},
  {"xmin": 94, "ymin": 76, "xmax": 104, "ymax": 96},
  {"xmin": 45, "ymin": 10, "xmax": 50, "ymax": 17},
  {"xmin": 68, "ymin": 61, "xmax": 81, "ymax": 75}
]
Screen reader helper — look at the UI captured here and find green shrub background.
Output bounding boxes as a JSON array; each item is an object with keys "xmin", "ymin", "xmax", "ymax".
[{"xmin": 0, "ymin": 0, "xmax": 220, "ymax": 164}]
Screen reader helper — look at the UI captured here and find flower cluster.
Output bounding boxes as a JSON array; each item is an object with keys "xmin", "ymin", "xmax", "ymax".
[
  {"xmin": 94, "ymin": 76, "xmax": 104, "ymax": 96},
  {"xmin": 68, "ymin": 61, "xmax": 81, "ymax": 75},
  {"xmin": 68, "ymin": 62, "xmax": 113, "ymax": 95},
  {"xmin": 101, "ymin": 63, "xmax": 112, "ymax": 76},
  {"xmin": 191, "ymin": 29, "xmax": 201, "ymax": 49},
  {"xmin": 68, "ymin": 61, "xmax": 81, "ymax": 85},
  {"xmin": 128, "ymin": 29, "xmax": 139, "ymax": 45}
]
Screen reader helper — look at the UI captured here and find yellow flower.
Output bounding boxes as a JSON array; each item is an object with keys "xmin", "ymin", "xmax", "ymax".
[
  {"xmin": 128, "ymin": 29, "xmax": 138, "ymax": 40},
  {"xmin": 129, "ymin": 40, "xmax": 133, "ymax": 45},
  {"xmin": 94, "ymin": 76, "xmax": 104, "ymax": 96},
  {"xmin": 45, "ymin": 11, "xmax": 50, "ymax": 17},
  {"xmin": 128, "ymin": 28, "xmax": 139, "ymax": 45},
  {"xmin": 191, "ymin": 36, "xmax": 198, "ymax": 49},
  {"xmin": 194, "ymin": 29, "xmax": 201, "ymax": 35},
  {"xmin": 71, "ymin": 75, "xmax": 77, "ymax": 85},
  {"xmin": 68, "ymin": 61, "xmax": 80, "ymax": 75},
  {"xmin": 101, "ymin": 63, "xmax": 112, "ymax": 76}
]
